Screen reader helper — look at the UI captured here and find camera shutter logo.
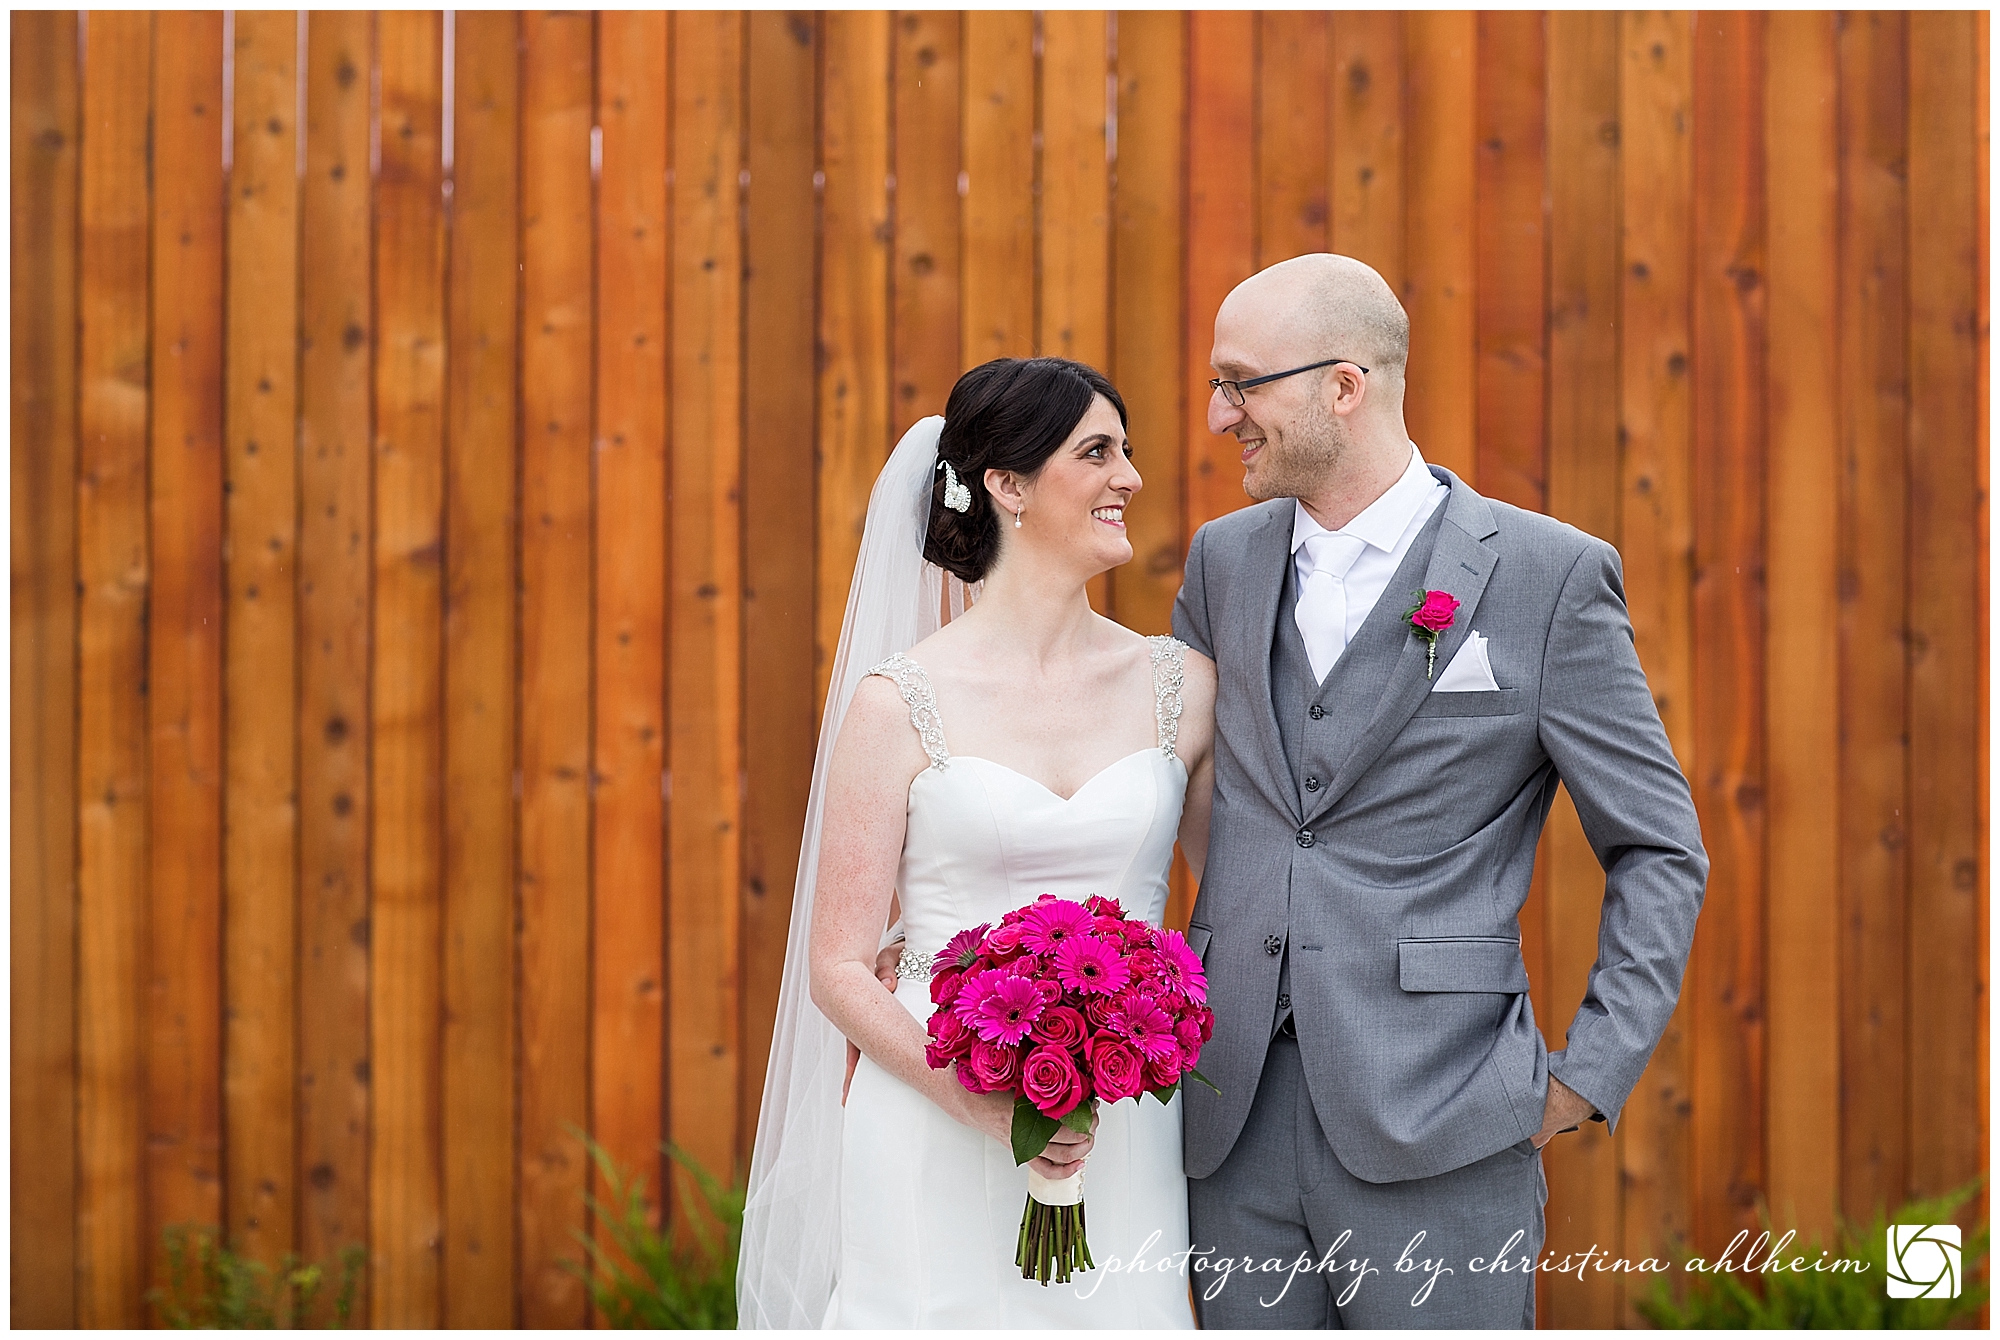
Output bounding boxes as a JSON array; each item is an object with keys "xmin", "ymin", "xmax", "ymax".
[{"xmin": 1886, "ymin": 1224, "xmax": 1961, "ymax": 1299}]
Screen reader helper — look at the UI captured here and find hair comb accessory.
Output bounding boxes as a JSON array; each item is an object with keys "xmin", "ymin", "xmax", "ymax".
[{"xmin": 937, "ymin": 458, "xmax": 973, "ymax": 513}]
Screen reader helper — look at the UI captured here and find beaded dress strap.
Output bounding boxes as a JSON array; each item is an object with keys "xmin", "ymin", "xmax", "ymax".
[
  {"xmin": 1147, "ymin": 635, "xmax": 1188, "ymax": 762},
  {"xmin": 866, "ymin": 653, "xmax": 951, "ymax": 770}
]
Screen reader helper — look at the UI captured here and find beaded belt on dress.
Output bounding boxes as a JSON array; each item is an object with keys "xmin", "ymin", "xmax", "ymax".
[{"xmin": 895, "ymin": 950, "xmax": 937, "ymax": 981}]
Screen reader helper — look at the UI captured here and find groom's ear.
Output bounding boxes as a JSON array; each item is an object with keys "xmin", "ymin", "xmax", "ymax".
[{"xmin": 1325, "ymin": 362, "xmax": 1368, "ymax": 418}]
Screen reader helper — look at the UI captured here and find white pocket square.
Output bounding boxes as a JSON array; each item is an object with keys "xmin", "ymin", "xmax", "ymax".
[{"xmin": 1432, "ymin": 631, "xmax": 1500, "ymax": 692}]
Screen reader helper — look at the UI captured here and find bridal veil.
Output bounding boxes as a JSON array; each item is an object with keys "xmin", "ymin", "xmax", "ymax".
[{"xmin": 737, "ymin": 416, "xmax": 974, "ymax": 1328}]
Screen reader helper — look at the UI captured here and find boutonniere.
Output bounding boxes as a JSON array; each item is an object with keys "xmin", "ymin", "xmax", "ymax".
[{"xmin": 1403, "ymin": 589, "xmax": 1461, "ymax": 679}]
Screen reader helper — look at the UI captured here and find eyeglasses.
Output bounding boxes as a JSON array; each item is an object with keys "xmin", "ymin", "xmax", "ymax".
[{"xmin": 1209, "ymin": 358, "xmax": 1369, "ymax": 408}]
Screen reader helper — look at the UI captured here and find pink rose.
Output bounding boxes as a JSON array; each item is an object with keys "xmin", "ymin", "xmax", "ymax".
[
  {"xmin": 967, "ymin": 1039, "xmax": 1024, "ymax": 1092},
  {"xmin": 1083, "ymin": 994, "xmax": 1119, "ymax": 1029},
  {"xmin": 1030, "ymin": 1004, "xmax": 1088, "ymax": 1051},
  {"xmin": 1410, "ymin": 589, "xmax": 1459, "ymax": 633},
  {"xmin": 926, "ymin": 1008, "xmax": 975, "ymax": 1063},
  {"xmin": 1144, "ymin": 1052, "xmax": 1183, "ymax": 1091},
  {"xmin": 1020, "ymin": 1045, "xmax": 1087, "ymax": 1119},
  {"xmin": 984, "ymin": 921, "xmax": 1026, "ymax": 958},
  {"xmin": 1087, "ymin": 1032, "xmax": 1146, "ymax": 1102},
  {"xmin": 930, "ymin": 966, "xmax": 965, "ymax": 1007}
]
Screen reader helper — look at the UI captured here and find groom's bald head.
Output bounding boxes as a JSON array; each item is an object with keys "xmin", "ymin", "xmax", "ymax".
[{"xmin": 1221, "ymin": 253, "xmax": 1410, "ymax": 400}]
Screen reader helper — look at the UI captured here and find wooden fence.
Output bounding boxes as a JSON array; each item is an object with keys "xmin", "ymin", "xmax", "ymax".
[{"xmin": 10, "ymin": 10, "xmax": 1987, "ymax": 1328}]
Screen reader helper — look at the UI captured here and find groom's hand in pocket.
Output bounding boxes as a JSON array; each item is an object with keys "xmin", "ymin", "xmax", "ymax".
[
  {"xmin": 1531, "ymin": 1075, "xmax": 1597, "ymax": 1149},
  {"xmin": 841, "ymin": 940, "xmax": 909, "ymax": 1106}
]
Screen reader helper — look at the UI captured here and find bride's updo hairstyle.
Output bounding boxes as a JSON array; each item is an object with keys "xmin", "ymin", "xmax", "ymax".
[{"xmin": 925, "ymin": 356, "xmax": 1129, "ymax": 583}]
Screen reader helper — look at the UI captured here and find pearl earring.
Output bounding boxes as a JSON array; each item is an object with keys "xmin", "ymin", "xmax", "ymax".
[{"xmin": 1014, "ymin": 506, "xmax": 1023, "ymax": 529}]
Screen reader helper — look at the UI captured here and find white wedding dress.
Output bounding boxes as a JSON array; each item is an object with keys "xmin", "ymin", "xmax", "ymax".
[{"xmin": 825, "ymin": 637, "xmax": 1197, "ymax": 1329}]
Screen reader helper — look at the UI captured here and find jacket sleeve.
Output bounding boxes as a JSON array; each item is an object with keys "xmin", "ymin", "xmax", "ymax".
[
  {"xmin": 1537, "ymin": 539, "xmax": 1708, "ymax": 1132},
  {"xmin": 1171, "ymin": 523, "xmax": 1215, "ymax": 660}
]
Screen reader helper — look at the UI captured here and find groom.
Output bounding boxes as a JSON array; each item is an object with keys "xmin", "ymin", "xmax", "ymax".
[{"xmin": 1172, "ymin": 254, "xmax": 1705, "ymax": 1328}]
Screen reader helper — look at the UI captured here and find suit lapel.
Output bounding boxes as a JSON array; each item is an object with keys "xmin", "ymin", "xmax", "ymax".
[
  {"xmin": 1306, "ymin": 469, "xmax": 1499, "ymax": 824},
  {"xmin": 1239, "ymin": 504, "xmax": 1304, "ymax": 825}
]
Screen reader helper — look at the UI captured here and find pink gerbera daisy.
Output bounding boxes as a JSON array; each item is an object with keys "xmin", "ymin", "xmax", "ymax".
[
  {"xmin": 1106, "ymin": 993, "xmax": 1180, "ymax": 1061},
  {"xmin": 1155, "ymin": 929, "xmax": 1208, "ymax": 1003},
  {"xmin": 967, "ymin": 973, "xmax": 1049, "ymax": 1045},
  {"xmin": 1053, "ymin": 934, "xmax": 1131, "ymax": 996},
  {"xmin": 1019, "ymin": 897, "xmax": 1096, "ymax": 955},
  {"xmin": 940, "ymin": 924, "xmax": 990, "ymax": 971}
]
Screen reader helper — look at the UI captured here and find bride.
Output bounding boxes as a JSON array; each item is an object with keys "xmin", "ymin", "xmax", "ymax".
[{"xmin": 739, "ymin": 357, "xmax": 1217, "ymax": 1328}]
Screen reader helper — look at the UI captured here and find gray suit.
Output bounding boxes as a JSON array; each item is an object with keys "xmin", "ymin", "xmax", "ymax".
[{"xmin": 1173, "ymin": 468, "xmax": 1705, "ymax": 1326}]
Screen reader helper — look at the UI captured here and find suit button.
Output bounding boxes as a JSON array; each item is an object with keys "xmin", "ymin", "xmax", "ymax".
[
  {"xmin": 1308, "ymin": 705, "xmax": 1326, "ymax": 720},
  {"xmin": 1305, "ymin": 776, "xmax": 1322, "ymax": 792},
  {"xmin": 1296, "ymin": 829, "xmax": 1315, "ymax": 848},
  {"xmin": 1277, "ymin": 993, "xmax": 1291, "ymax": 1010},
  {"xmin": 1264, "ymin": 934, "xmax": 1282, "ymax": 956}
]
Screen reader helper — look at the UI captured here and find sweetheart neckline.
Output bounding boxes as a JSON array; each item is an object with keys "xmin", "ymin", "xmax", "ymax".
[{"xmin": 916, "ymin": 747, "xmax": 1186, "ymax": 804}]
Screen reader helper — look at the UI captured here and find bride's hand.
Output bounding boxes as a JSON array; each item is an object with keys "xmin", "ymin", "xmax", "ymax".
[{"xmin": 959, "ymin": 1090, "xmax": 1097, "ymax": 1180}]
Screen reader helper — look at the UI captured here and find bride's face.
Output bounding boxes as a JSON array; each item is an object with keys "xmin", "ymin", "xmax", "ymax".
[{"xmin": 1013, "ymin": 394, "xmax": 1142, "ymax": 575}]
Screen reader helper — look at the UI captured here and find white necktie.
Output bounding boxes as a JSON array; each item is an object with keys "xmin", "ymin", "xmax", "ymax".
[{"xmin": 1295, "ymin": 532, "xmax": 1367, "ymax": 684}]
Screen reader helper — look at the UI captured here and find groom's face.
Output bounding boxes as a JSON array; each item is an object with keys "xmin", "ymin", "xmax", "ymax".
[{"xmin": 1208, "ymin": 298, "xmax": 1344, "ymax": 504}]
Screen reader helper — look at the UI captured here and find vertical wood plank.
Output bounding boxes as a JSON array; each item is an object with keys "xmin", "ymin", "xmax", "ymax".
[
  {"xmin": 1834, "ymin": 9, "xmax": 1907, "ymax": 1223},
  {"xmin": 442, "ymin": 10, "xmax": 519, "ymax": 1322},
  {"xmin": 148, "ymin": 8, "xmax": 227, "ymax": 1270},
  {"xmin": 1184, "ymin": 9, "xmax": 1254, "ymax": 530},
  {"xmin": 297, "ymin": 14, "xmax": 375, "ymax": 1303},
  {"xmin": 1540, "ymin": 11, "xmax": 1623, "ymax": 1327},
  {"xmin": 668, "ymin": 6, "xmax": 746, "ymax": 1203},
  {"xmin": 816, "ymin": 11, "xmax": 891, "ymax": 711},
  {"xmin": 1615, "ymin": 11, "xmax": 1695, "ymax": 1302},
  {"xmin": 1690, "ymin": 8, "xmax": 1767, "ymax": 1257},
  {"xmin": 223, "ymin": 7, "xmax": 299, "ymax": 1268},
  {"xmin": 1761, "ymin": 9, "xmax": 1840, "ymax": 1246},
  {"xmin": 1903, "ymin": 8, "xmax": 1983, "ymax": 1206},
  {"xmin": 741, "ymin": 8, "xmax": 821, "ymax": 1164},
  {"xmin": 592, "ymin": 5, "xmax": 669, "ymax": 1232},
  {"xmin": 1975, "ymin": 17, "xmax": 1991, "ymax": 1247},
  {"xmin": 1039, "ymin": 10, "xmax": 1113, "ymax": 614},
  {"xmin": 370, "ymin": 12, "xmax": 445, "ymax": 1324},
  {"xmin": 891, "ymin": 9, "xmax": 960, "ymax": 437},
  {"xmin": 1111, "ymin": 10, "xmax": 1185, "ymax": 641},
  {"xmin": 1040, "ymin": 10, "xmax": 1111, "ymax": 366},
  {"xmin": 961, "ymin": 11, "xmax": 1035, "ymax": 363},
  {"xmin": 1110, "ymin": 12, "xmax": 1189, "ymax": 927},
  {"xmin": 1329, "ymin": 13, "xmax": 1405, "ymax": 285},
  {"xmin": 517, "ymin": 10, "xmax": 594, "ymax": 1325},
  {"xmin": 10, "ymin": 9, "xmax": 80, "ymax": 1326},
  {"xmin": 1473, "ymin": 11, "xmax": 1547, "ymax": 513},
  {"xmin": 1403, "ymin": 11, "xmax": 1476, "ymax": 481},
  {"xmin": 1256, "ymin": 11, "xmax": 1328, "ymax": 267},
  {"xmin": 76, "ymin": 11, "xmax": 152, "ymax": 1324}
]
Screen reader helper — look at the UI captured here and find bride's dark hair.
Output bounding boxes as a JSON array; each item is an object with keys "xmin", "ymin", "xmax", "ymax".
[{"xmin": 924, "ymin": 357, "xmax": 1129, "ymax": 583}]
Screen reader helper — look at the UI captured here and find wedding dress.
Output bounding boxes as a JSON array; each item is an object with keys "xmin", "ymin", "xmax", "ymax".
[
  {"xmin": 738, "ymin": 416, "xmax": 1195, "ymax": 1328},
  {"xmin": 824, "ymin": 640, "xmax": 1196, "ymax": 1329}
]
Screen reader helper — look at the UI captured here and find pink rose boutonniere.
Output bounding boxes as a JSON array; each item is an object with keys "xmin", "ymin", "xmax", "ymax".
[{"xmin": 1403, "ymin": 588, "xmax": 1460, "ymax": 679}]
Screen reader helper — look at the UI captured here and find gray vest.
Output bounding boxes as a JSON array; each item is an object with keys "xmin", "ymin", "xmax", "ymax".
[{"xmin": 1267, "ymin": 503, "xmax": 1453, "ymax": 1033}]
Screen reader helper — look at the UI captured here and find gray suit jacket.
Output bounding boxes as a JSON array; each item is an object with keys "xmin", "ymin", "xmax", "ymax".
[{"xmin": 1172, "ymin": 468, "xmax": 1706, "ymax": 1183}]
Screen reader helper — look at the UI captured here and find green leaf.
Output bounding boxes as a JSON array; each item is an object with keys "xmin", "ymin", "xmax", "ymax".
[
  {"xmin": 1186, "ymin": 1066, "xmax": 1222, "ymax": 1095},
  {"xmin": 1148, "ymin": 1084, "xmax": 1176, "ymax": 1105},
  {"xmin": 1011, "ymin": 1095, "xmax": 1062, "ymax": 1166},
  {"xmin": 1057, "ymin": 1100, "xmax": 1095, "ymax": 1136}
]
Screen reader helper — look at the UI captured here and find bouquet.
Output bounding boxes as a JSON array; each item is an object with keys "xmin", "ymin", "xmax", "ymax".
[{"xmin": 922, "ymin": 893, "xmax": 1218, "ymax": 1285}]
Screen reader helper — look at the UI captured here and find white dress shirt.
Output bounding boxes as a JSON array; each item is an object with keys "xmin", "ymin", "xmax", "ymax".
[{"xmin": 1291, "ymin": 443, "xmax": 1449, "ymax": 681}]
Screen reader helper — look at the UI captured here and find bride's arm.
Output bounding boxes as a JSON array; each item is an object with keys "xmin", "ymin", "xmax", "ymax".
[
  {"xmin": 1175, "ymin": 650, "xmax": 1219, "ymax": 886},
  {"xmin": 809, "ymin": 676, "xmax": 1091, "ymax": 1177}
]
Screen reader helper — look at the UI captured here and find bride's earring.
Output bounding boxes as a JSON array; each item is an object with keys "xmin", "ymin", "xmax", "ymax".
[{"xmin": 1014, "ymin": 505, "xmax": 1023, "ymax": 529}]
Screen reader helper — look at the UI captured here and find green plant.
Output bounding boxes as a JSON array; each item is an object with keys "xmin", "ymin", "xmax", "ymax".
[
  {"xmin": 1638, "ymin": 1178, "xmax": 1988, "ymax": 1328},
  {"xmin": 149, "ymin": 1224, "xmax": 365, "ymax": 1328},
  {"xmin": 570, "ymin": 1136, "xmax": 746, "ymax": 1329}
]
